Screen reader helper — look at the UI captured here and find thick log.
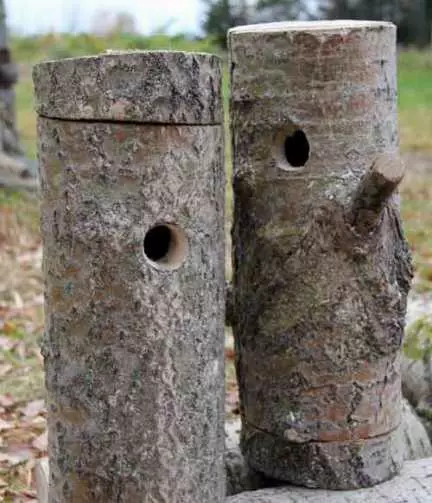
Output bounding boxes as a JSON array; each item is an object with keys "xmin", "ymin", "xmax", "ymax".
[
  {"xmin": 225, "ymin": 458, "xmax": 432, "ymax": 502},
  {"xmin": 225, "ymin": 399, "xmax": 432, "ymax": 497},
  {"xmin": 229, "ymin": 20, "xmax": 413, "ymax": 490},
  {"xmin": 33, "ymin": 51, "xmax": 225, "ymax": 503}
]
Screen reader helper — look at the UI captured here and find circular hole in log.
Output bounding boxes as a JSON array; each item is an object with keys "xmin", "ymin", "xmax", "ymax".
[
  {"xmin": 284, "ymin": 129, "xmax": 310, "ymax": 168},
  {"xmin": 144, "ymin": 224, "xmax": 187, "ymax": 270}
]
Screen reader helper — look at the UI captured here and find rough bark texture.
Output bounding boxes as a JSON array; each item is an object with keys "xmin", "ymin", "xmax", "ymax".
[
  {"xmin": 34, "ymin": 52, "xmax": 225, "ymax": 503},
  {"xmin": 33, "ymin": 51, "xmax": 222, "ymax": 125},
  {"xmin": 229, "ymin": 21, "xmax": 413, "ymax": 490},
  {"xmin": 225, "ymin": 458, "xmax": 432, "ymax": 502}
]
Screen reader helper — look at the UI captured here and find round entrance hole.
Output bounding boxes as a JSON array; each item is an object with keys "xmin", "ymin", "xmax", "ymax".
[
  {"xmin": 284, "ymin": 129, "xmax": 310, "ymax": 168},
  {"xmin": 143, "ymin": 224, "xmax": 188, "ymax": 270}
]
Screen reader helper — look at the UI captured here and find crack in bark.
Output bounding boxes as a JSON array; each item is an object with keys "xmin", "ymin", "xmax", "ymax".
[{"xmin": 242, "ymin": 416, "xmax": 402, "ymax": 445}]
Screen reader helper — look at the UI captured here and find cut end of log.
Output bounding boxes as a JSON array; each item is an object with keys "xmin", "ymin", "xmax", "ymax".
[
  {"xmin": 229, "ymin": 20, "xmax": 394, "ymax": 35},
  {"xmin": 372, "ymin": 152, "xmax": 406, "ymax": 185},
  {"xmin": 33, "ymin": 51, "xmax": 223, "ymax": 124}
]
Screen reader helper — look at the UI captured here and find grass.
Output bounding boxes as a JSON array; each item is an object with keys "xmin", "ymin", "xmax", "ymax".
[
  {"xmin": 398, "ymin": 50, "xmax": 432, "ymax": 151},
  {"xmin": 400, "ymin": 175, "xmax": 432, "ymax": 291}
]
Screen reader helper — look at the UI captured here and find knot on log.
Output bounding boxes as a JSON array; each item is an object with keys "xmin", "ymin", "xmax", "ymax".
[{"xmin": 350, "ymin": 153, "xmax": 406, "ymax": 234}]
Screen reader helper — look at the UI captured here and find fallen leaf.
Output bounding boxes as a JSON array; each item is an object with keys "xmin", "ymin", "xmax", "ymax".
[
  {"xmin": 0, "ymin": 418, "xmax": 15, "ymax": 431},
  {"xmin": 23, "ymin": 415, "xmax": 46, "ymax": 430},
  {"xmin": 20, "ymin": 400, "xmax": 45, "ymax": 418},
  {"xmin": 15, "ymin": 341, "xmax": 27, "ymax": 359},
  {"xmin": 0, "ymin": 335, "xmax": 16, "ymax": 350},
  {"xmin": 0, "ymin": 363, "xmax": 12, "ymax": 377},
  {"xmin": 12, "ymin": 291, "xmax": 24, "ymax": 309},
  {"xmin": 0, "ymin": 449, "xmax": 33, "ymax": 466},
  {"xmin": 2, "ymin": 321, "xmax": 17, "ymax": 334},
  {"xmin": 225, "ymin": 347, "xmax": 235, "ymax": 360},
  {"xmin": 3, "ymin": 487, "xmax": 37, "ymax": 502},
  {"xmin": 0, "ymin": 393, "xmax": 16, "ymax": 408},
  {"xmin": 0, "ymin": 477, "xmax": 7, "ymax": 488},
  {"xmin": 32, "ymin": 431, "xmax": 47, "ymax": 452}
]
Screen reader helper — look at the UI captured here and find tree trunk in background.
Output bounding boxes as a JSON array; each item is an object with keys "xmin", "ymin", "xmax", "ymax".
[
  {"xmin": 0, "ymin": 0, "xmax": 39, "ymax": 189},
  {"xmin": 33, "ymin": 51, "xmax": 226, "ymax": 503},
  {"xmin": 0, "ymin": 0, "xmax": 21, "ymax": 156},
  {"xmin": 229, "ymin": 20, "xmax": 413, "ymax": 490}
]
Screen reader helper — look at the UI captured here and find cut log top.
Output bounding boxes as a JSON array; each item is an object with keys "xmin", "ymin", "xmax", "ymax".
[
  {"xmin": 229, "ymin": 19, "xmax": 394, "ymax": 35},
  {"xmin": 226, "ymin": 458, "xmax": 432, "ymax": 502},
  {"xmin": 228, "ymin": 19, "xmax": 396, "ymax": 128},
  {"xmin": 32, "ymin": 50, "xmax": 222, "ymax": 124}
]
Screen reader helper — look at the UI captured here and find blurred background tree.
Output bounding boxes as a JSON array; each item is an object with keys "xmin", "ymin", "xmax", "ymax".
[
  {"xmin": 202, "ymin": 0, "xmax": 432, "ymax": 48},
  {"xmin": 202, "ymin": 0, "xmax": 250, "ymax": 48}
]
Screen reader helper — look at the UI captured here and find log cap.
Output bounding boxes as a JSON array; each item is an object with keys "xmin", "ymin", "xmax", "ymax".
[
  {"xmin": 229, "ymin": 19, "xmax": 395, "ymax": 36},
  {"xmin": 33, "ymin": 50, "xmax": 222, "ymax": 125}
]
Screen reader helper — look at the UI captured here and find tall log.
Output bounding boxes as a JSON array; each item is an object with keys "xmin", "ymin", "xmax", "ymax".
[
  {"xmin": 33, "ymin": 51, "xmax": 225, "ymax": 503},
  {"xmin": 229, "ymin": 21, "xmax": 413, "ymax": 490}
]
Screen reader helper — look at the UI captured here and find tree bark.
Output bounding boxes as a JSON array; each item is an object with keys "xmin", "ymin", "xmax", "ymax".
[
  {"xmin": 225, "ymin": 458, "xmax": 432, "ymax": 502},
  {"xmin": 229, "ymin": 21, "xmax": 413, "ymax": 490},
  {"xmin": 225, "ymin": 399, "xmax": 432, "ymax": 497},
  {"xmin": 34, "ymin": 51, "xmax": 225, "ymax": 503}
]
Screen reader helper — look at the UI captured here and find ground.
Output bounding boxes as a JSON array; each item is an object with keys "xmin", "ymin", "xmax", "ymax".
[{"xmin": 0, "ymin": 47, "xmax": 431, "ymax": 501}]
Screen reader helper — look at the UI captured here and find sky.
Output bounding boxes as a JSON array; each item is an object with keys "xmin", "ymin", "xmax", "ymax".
[{"xmin": 5, "ymin": 0, "xmax": 203, "ymax": 36}]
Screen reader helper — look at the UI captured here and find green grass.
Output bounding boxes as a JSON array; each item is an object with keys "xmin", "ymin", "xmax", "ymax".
[
  {"xmin": 398, "ymin": 50, "xmax": 432, "ymax": 151},
  {"xmin": 401, "ymin": 176, "xmax": 432, "ymax": 291}
]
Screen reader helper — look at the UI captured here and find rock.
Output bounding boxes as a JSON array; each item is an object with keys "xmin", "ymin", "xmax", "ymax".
[
  {"xmin": 402, "ymin": 316, "xmax": 432, "ymax": 440},
  {"xmin": 399, "ymin": 398, "xmax": 432, "ymax": 460},
  {"xmin": 0, "ymin": 151, "xmax": 39, "ymax": 191},
  {"xmin": 225, "ymin": 458, "xmax": 432, "ymax": 502},
  {"xmin": 225, "ymin": 419, "xmax": 268, "ymax": 496}
]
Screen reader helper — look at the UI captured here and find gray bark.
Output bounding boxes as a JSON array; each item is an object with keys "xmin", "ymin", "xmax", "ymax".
[
  {"xmin": 229, "ymin": 21, "xmax": 413, "ymax": 490},
  {"xmin": 34, "ymin": 51, "xmax": 225, "ymax": 503},
  {"xmin": 225, "ymin": 458, "xmax": 432, "ymax": 502}
]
